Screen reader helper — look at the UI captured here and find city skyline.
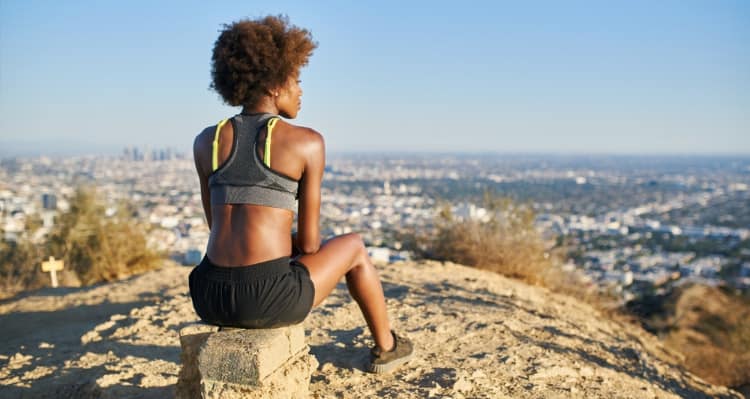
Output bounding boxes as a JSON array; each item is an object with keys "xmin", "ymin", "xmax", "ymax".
[
  {"xmin": 3, "ymin": 153, "xmax": 748, "ymax": 293},
  {"xmin": 1, "ymin": 1, "xmax": 748, "ymax": 156}
]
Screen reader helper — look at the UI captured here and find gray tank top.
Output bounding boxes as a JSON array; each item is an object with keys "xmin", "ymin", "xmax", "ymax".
[{"xmin": 208, "ymin": 113, "xmax": 298, "ymax": 211}]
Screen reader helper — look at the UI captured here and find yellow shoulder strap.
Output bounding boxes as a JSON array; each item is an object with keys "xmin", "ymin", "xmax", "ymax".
[
  {"xmin": 264, "ymin": 117, "xmax": 279, "ymax": 167},
  {"xmin": 212, "ymin": 119, "xmax": 229, "ymax": 171}
]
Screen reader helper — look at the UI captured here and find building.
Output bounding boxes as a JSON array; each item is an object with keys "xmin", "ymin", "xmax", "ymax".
[{"xmin": 41, "ymin": 193, "xmax": 57, "ymax": 210}]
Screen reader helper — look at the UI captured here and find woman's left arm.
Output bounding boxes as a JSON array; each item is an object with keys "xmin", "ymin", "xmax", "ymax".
[{"xmin": 295, "ymin": 129, "xmax": 325, "ymax": 254}]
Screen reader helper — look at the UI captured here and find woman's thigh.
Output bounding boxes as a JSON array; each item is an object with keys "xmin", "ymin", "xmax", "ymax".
[{"xmin": 297, "ymin": 233, "xmax": 363, "ymax": 307}]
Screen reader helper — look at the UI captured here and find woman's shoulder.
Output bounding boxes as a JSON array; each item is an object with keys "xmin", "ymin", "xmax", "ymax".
[
  {"xmin": 275, "ymin": 119, "xmax": 325, "ymax": 148},
  {"xmin": 193, "ymin": 124, "xmax": 217, "ymax": 152}
]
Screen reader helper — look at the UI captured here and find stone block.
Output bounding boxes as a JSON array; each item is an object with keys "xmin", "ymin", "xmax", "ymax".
[
  {"xmin": 176, "ymin": 322, "xmax": 316, "ymax": 399},
  {"xmin": 176, "ymin": 323, "xmax": 220, "ymax": 399},
  {"xmin": 201, "ymin": 351, "xmax": 318, "ymax": 399}
]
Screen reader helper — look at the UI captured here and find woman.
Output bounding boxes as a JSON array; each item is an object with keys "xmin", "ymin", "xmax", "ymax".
[{"xmin": 189, "ymin": 15, "xmax": 413, "ymax": 374}]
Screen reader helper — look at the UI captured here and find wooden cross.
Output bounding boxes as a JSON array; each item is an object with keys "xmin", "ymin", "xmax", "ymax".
[{"xmin": 41, "ymin": 256, "xmax": 64, "ymax": 288}]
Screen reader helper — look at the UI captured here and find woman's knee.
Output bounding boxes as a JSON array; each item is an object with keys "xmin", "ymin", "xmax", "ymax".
[
  {"xmin": 338, "ymin": 232, "xmax": 366, "ymax": 255},
  {"xmin": 344, "ymin": 233, "xmax": 375, "ymax": 273},
  {"xmin": 318, "ymin": 232, "xmax": 367, "ymax": 272}
]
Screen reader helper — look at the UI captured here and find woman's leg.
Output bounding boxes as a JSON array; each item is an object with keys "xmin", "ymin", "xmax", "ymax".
[{"xmin": 298, "ymin": 233, "xmax": 394, "ymax": 351}]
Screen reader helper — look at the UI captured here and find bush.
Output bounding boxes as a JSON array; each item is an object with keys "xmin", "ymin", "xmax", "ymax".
[
  {"xmin": 653, "ymin": 284, "xmax": 750, "ymax": 389},
  {"xmin": 427, "ymin": 194, "xmax": 549, "ymax": 284},
  {"xmin": 403, "ymin": 192, "xmax": 614, "ymax": 307},
  {"xmin": 0, "ymin": 237, "xmax": 46, "ymax": 298},
  {"xmin": 0, "ymin": 186, "xmax": 164, "ymax": 295},
  {"xmin": 46, "ymin": 186, "xmax": 163, "ymax": 285}
]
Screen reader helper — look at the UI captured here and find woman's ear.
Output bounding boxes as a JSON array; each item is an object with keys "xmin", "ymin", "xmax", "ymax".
[{"xmin": 265, "ymin": 85, "xmax": 280, "ymax": 98}]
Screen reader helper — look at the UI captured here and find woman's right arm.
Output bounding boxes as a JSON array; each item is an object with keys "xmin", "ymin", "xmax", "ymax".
[
  {"xmin": 295, "ymin": 128, "xmax": 325, "ymax": 254},
  {"xmin": 193, "ymin": 129, "xmax": 213, "ymax": 229}
]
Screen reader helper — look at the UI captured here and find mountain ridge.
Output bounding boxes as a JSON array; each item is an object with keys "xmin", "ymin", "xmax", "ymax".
[{"xmin": 0, "ymin": 260, "xmax": 741, "ymax": 398}]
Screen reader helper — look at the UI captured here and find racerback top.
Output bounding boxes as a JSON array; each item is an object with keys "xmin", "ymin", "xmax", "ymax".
[{"xmin": 208, "ymin": 113, "xmax": 298, "ymax": 211}]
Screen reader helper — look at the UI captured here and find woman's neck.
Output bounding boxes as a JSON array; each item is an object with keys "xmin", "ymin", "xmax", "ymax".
[{"xmin": 243, "ymin": 97, "xmax": 278, "ymax": 115}]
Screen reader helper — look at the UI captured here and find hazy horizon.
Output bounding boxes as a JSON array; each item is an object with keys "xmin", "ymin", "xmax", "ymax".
[{"xmin": 2, "ymin": 137, "xmax": 749, "ymax": 160}]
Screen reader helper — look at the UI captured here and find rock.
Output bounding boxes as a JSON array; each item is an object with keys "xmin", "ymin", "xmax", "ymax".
[
  {"xmin": 579, "ymin": 366, "xmax": 594, "ymax": 377},
  {"xmin": 175, "ymin": 323, "xmax": 219, "ymax": 399},
  {"xmin": 201, "ymin": 353, "xmax": 318, "ymax": 399},
  {"xmin": 8, "ymin": 353, "xmax": 32, "ymax": 369},
  {"xmin": 453, "ymin": 375, "xmax": 473, "ymax": 393},
  {"xmin": 176, "ymin": 322, "xmax": 318, "ymax": 399},
  {"xmin": 470, "ymin": 370, "xmax": 487, "ymax": 380},
  {"xmin": 80, "ymin": 330, "xmax": 102, "ymax": 344},
  {"xmin": 110, "ymin": 314, "xmax": 127, "ymax": 321}
]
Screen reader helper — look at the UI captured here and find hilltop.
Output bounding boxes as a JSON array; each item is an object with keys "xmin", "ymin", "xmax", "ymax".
[{"xmin": 0, "ymin": 260, "xmax": 741, "ymax": 398}]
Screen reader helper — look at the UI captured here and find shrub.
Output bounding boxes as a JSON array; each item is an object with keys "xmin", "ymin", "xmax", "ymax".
[
  {"xmin": 403, "ymin": 192, "xmax": 615, "ymax": 307},
  {"xmin": 0, "ymin": 237, "xmax": 46, "ymax": 298},
  {"xmin": 655, "ymin": 284, "xmax": 750, "ymax": 388},
  {"xmin": 46, "ymin": 186, "xmax": 164, "ymax": 285},
  {"xmin": 426, "ymin": 195, "xmax": 549, "ymax": 284},
  {"xmin": 0, "ymin": 186, "xmax": 164, "ymax": 296}
]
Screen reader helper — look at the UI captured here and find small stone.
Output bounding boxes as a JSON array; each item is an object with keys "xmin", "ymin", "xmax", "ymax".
[
  {"xmin": 38, "ymin": 342, "xmax": 54, "ymax": 349},
  {"xmin": 452, "ymin": 376, "xmax": 472, "ymax": 393},
  {"xmin": 94, "ymin": 320, "xmax": 116, "ymax": 332},
  {"xmin": 471, "ymin": 370, "xmax": 487, "ymax": 380},
  {"xmin": 347, "ymin": 375, "xmax": 362, "ymax": 385},
  {"xmin": 80, "ymin": 330, "xmax": 101, "ymax": 344},
  {"xmin": 427, "ymin": 383, "xmax": 442, "ymax": 397},
  {"xmin": 9, "ymin": 353, "xmax": 33, "ymax": 369},
  {"xmin": 579, "ymin": 366, "xmax": 594, "ymax": 377}
]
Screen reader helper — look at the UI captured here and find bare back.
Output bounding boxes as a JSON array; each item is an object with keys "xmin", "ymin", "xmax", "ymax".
[{"xmin": 193, "ymin": 117, "xmax": 325, "ymax": 267}]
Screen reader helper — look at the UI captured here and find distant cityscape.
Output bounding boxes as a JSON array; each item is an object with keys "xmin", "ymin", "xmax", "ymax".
[{"xmin": 1, "ymin": 149, "xmax": 749, "ymax": 304}]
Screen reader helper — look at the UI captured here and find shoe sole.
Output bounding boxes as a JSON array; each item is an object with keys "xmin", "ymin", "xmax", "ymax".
[{"xmin": 369, "ymin": 351, "xmax": 415, "ymax": 374}]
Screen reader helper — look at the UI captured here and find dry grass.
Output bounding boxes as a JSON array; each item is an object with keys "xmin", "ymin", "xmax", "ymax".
[
  {"xmin": 0, "ymin": 186, "xmax": 164, "ymax": 296},
  {"xmin": 47, "ymin": 186, "xmax": 164, "ymax": 285},
  {"xmin": 658, "ymin": 284, "xmax": 750, "ymax": 388},
  {"xmin": 427, "ymin": 200, "xmax": 549, "ymax": 285},
  {"xmin": 0, "ymin": 238, "xmax": 48, "ymax": 299},
  {"xmin": 407, "ymin": 194, "xmax": 614, "ymax": 308}
]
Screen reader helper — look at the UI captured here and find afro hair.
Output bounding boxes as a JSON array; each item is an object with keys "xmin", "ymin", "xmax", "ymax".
[{"xmin": 210, "ymin": 15, "xmax": 316, "ymax": 108}]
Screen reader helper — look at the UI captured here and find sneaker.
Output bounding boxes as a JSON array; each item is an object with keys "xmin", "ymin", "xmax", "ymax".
[{"xmin": 369, "ymin": 331, "xmax": 415, "ymax": 373}]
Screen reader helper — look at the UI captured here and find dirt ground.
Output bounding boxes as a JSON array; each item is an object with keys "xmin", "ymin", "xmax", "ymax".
[{"xmin": 0, "ymin": 260, "xmax": 742, "ymax": 398}]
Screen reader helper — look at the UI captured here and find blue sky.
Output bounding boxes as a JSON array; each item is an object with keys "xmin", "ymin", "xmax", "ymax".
[{"xmin": 0, "ymin": 0, "xmax": 748, "ymax": 156}]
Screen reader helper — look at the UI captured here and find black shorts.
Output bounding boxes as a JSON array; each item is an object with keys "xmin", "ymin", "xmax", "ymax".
[{"xmin": 188, "ymin": 256, "xmax": 315, "ymax": 329}]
